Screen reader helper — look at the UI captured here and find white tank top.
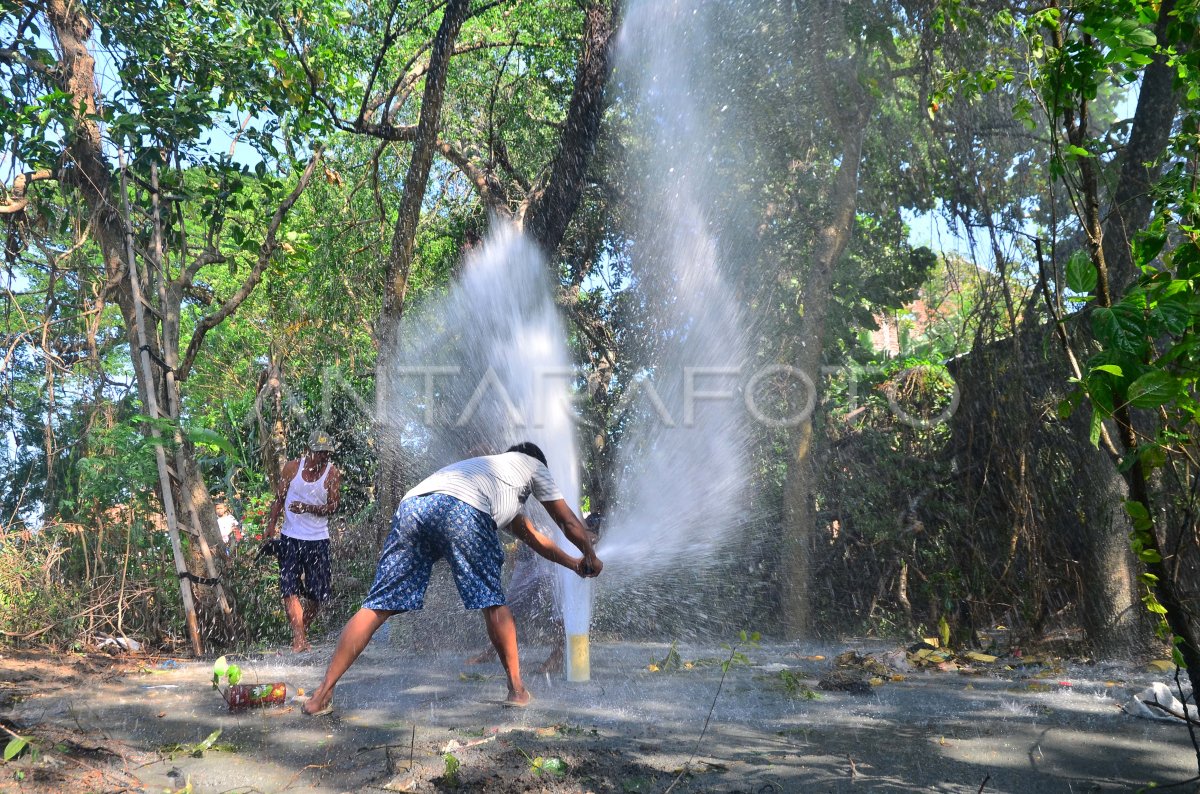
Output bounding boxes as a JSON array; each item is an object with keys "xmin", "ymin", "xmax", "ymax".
[{"xmin": 282, "ymin": 457, "xmax": 331, "ymax": 541}]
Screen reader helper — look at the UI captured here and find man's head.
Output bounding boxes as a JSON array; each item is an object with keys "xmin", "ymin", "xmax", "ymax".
[
  {"xmin": 506, "ymin": 441, "xmax": 547, "ymax": 466},
  {"xmin": 215, "ymin": 503, "xmax": 229, "ymax": 516},
  {"xmin": 308, "ymin": 429, "xmax": 335, "ymax": 462}
]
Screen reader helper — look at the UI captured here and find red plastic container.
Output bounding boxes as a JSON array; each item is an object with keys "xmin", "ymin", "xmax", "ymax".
[{"xmin": 227, "ymin": 682, "xmax": 287, "ymax": 711}]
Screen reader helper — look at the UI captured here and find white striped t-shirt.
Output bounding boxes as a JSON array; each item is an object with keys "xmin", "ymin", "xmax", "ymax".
[{"xmin": 404, "ymin": 452, "xmax": 564, "ymax": 529}]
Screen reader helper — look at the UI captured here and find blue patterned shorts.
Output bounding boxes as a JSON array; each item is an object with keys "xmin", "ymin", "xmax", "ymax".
[{"xmin": 362, "ymin": 493, "xmax": 505, "ymax": 612}]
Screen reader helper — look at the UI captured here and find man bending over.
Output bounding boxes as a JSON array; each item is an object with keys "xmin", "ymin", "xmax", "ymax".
[{"xmin": 298, "ymin": 442, "xmax": 602, "ymax": 714}]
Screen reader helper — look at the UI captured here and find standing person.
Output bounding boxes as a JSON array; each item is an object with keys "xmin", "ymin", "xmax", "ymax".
[
  {"xmin": 466, "ymin": 511, "xmax": 602, "ymax": 674},
  {"xmin": 465, "ymin": 547, "xmax": 561, "ymax": 672},
  {"xmin": 297, "ymin": 442, "xmax": 602, "ymax": 715},
  {"xmin": 215, "ymin": 502, "xmax": 242, "ymax": 553},
  {"xmin": 264, "ymin": 430, "xmax": 341, "ymax": 652}
]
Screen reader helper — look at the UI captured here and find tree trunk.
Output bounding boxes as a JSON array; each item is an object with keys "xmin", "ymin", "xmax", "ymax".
[
  {"xmin": 373, "ymin": 0, "xmax": 473, "ymax": 546},
  {"xmin": 779, "ymin": 74, "xmax": 871, "ymax": 636},
  {"xmin": 42, "ymin": 0, "xmax": 290, "ymax": 649},
  {"xmin": 1100, "ymin": 0, "xmax": 1181, "ymax": 294},
  {"xmin": 1073, "ymin": 443, "xmax": 1145, "ymax": 655},
  {"xmin": 520, "ymin": 0, "xmax": 619, "ymax": 253},
  {"xmin": 370, "ymin": 0, "xmax": 619, "ymax": 543}
]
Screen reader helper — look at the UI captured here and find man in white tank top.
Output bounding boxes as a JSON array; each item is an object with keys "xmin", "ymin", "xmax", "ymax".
[{"xmin": 264, "ymin": 429, "xmax": 342, "ymax": 652}]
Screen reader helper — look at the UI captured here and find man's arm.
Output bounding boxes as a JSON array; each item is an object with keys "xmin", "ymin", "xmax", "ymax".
[
  {"xmin": 290, "ymin": 465, "xmax": 341, "ymax": 517},
  {"xmin": 541, "ymin": 499, "xmax": 603, "ymax": 577},
  {"xmin": 265, "ymin": 461, "xmax": 298, "ymax": 538},
  {"xmin": 507, "ymin": 514, "xmax": 582, "ymax": 572}
]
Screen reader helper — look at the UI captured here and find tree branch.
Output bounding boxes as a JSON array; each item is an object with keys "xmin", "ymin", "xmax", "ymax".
[
  {"xmin": 0, "ymin": 46, "xmax": 55, "ymax": 78},
  {"xmin": 383, "ymin": 0, "xmax": 472, "ymax": 319},
  {"xmin": 1, "ymin": 169, "xmax": 56, "ymax": 215},
  {"xmin": 358, "ymin": 0, "xmax": 405, "ymax": 127},
  {"xmin": 519, "ymin": 0, "xmax": 619, "ymax": 252},
  {"xmin": 181, "ymin": 248, "xmax": 226, "ymax": 287},
  {"xmin": 356, "ymin": 120, "xmax": 421, "ymax": 141},
  {"xmin": 177, "ymin": 150, "xmax": 323, "ymax": 382},
  {"xmin": 278, "ymin": 18, "xmax": 357, "ymax": 134},
  {"xmin": 437, "ymin": 138, "xmax": 508, "ymax": 210}
]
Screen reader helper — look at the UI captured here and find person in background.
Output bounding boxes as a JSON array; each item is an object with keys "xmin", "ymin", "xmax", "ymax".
[
  {"xmin": 296, "ymin": 442, "xmax": 602, "ymax": 715},
  {"xmin": 215, "ymin": 502, "xmax": 242, "ymax": 553},
  {"xmin": 264, "ymin": 429, "xmax": 341, "ymax": 652},
  {"xmin": 466, "ymin": 510, "xmax": 603, "ymax": 674}
]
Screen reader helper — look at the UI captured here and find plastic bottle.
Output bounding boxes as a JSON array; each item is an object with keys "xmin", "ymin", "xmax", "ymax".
[{"xmin": 226, "ymin": 682, "xmax": 287, "ymax": 711}]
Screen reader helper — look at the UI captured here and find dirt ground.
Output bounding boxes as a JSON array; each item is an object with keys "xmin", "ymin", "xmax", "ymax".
[{"xmin": 0, "ymin": 637, "xmax": 1197, "ymax": 793}]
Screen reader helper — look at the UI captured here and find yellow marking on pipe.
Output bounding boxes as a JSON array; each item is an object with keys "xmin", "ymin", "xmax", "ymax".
[{"xmin": 567, "ymin": 633, "xmax": 590, "ymax": 682}]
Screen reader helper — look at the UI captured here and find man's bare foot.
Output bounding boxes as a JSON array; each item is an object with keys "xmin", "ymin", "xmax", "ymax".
[
  {"xmin": 292, "ymin": 640, "xmax": 312, "ymax": 653},
  {"xmin": 300, "ymin": 686, "xmax": 334, "ymax": 716},
  {"xmin": 466, "ymin": 648, "xmax": 497, "ymax": 665},
  {"xmin": 503, "ymin": 688, "xmax": 532, "ymax": 708}
]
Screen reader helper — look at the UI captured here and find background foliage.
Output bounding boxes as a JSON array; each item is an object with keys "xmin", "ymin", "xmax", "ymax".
[{"xmin": 1, "ymin": 0, "xmax": 1197, "ymax": 697}]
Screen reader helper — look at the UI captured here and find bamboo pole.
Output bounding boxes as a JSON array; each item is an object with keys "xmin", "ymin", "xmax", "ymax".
[
  {"xmin": 149, "ymin": 161, "xmax": 236, "ymax": 634},
  {"xmin": 119, "ymin": 156, "xmax": 203, "ymax": 656}
]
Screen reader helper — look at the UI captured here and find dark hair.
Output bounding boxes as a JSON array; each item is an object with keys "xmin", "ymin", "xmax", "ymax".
[{"xmin": 506, "ymin": 441, "xmax": 548, "ymax": 466}]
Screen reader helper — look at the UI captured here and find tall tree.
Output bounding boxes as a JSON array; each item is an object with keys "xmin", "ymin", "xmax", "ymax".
[
  {"xmin": 283, "ymin": 0, "xmax": 620, "ymax": 530},
  {"xmin": 2, "ymin": 0, "xmax": 321, "ymax": 650}
]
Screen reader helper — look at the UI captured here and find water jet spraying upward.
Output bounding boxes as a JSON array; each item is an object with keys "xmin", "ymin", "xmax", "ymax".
[{"xmin": 383, "ymin": 224, "xmax": 592, "ymax": 680}]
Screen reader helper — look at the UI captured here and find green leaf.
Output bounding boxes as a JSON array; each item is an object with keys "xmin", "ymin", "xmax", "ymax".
[
  {"xmin": 212, "ymin": 656, "xmax": 229, "ymax": 678},
  {"xmin": 1127, "ymin": 27, "xmax": 1157, "ymax": 48},
  {"xmin": 1092, "ymin": 306, "xmax": 1147, "ymax": 355},
  {"xmin": 1126, "ymin": 370, "xmax": 1177, "ymax": 408},
  {"xmin": 1139, "ymin": 549, "xmax": 1163, "ymax": 563},
  {"xmin": 186, "ymin": 427, "xmax": 237, "ymax": 455},
  {"xmin": 226, "ymin": 664, "xmax": 242, "ymax": 685},
  {"xmin": 1139, "ymin": 445, "xmax": 1168, "ymax": 470},
  {"xmin": 1089, "ymin": 375, "xmax": 1115, "ymax": 414},
  {"xmin": 1066, "ymin": 250, "xmax": 1098, "ymax": 294},
  {"xmin": 4, "ymin": 736, "xmax": 28, "ymax": 762},
  {"xmin": 1058, "ymin": 388, "xmax": 1083, "ymax": 419},
  {"xmin": 1065, "ymin": 144, "xmax": 1093, "ymax": 159},
  {"xmin": 1154, "ymin": 295, "xmax": 1192, "ymax": 336},
  {"xmin": 1124, "ymin": 501, "xmax": 1150, "ymax": 521},
  {"xmin": 1091, "ymin": 364, "xmax": 1123, "ymax": 377},
  {"xmin": 1134, "ymin": 231, "xmax": 1168, "ymax": 267},
  {"xmin": 191, "ymin": 729, "xmax": 222, "ymax": 757},
  {"xmin": 541, "ymin": 757, "xmax": 567, "ymax": 775}
]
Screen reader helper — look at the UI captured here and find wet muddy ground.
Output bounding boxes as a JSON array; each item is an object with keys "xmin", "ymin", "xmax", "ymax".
[{"xmin": 0, "ymin": 638, "xmax": 1196, "ymax": 792}]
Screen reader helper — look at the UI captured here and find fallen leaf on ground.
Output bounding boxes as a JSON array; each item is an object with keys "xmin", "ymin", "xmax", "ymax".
[
  {"xmin": 442, "ymin": 736, "xmax": 495, "ymax": 752},
  {"xmin": 964, "ymin": 651, "xmax": 998, "ymax": 663}
]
